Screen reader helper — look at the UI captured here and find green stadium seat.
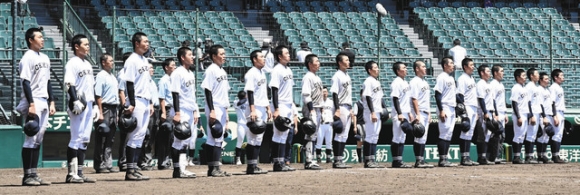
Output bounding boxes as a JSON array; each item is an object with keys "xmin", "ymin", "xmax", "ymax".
[
  {"xmin": 474, "ymin": 42, "xmax": 488, "ymax": 49},
  {"xmin": 437, "ymin": 36, "xmax": 452, "ymax": 44},
  {"xmin": 384, "ymin": 42, "xmax": 398, "ymax": 49},
  {"xmin": 245, "ymin": 41, "xmax": 259, "ymax": 48},
  {"xmin": 531, "ymin": 25, "xmax": 546, "ymax": 31},
  {"xmin": 453, "ymin": 36, "xmax": 468, "ymax": 43},
  {"xmin": 519, "ymin": 13, "xmax": 533, "ymax": 19},
  {"xmin": 571, "ymin": 49, "xmax": 580, "ymax": 57},
  {"xmin": 525, "ymin": 49, "xmax": 541, "ymax": 57},
  {"xmin": 501, "ymin": 24, "xmax": 516, "ymax": 31},
  {"xmin": 448, "ymin": 30, "xmax": 463, "ymax": 37},
  {"xmin": 328, "ymin": 48, "xmax": 340, "ymax": 56},
  {"xmin": 488, "ymin": 42, "xmax": 504, "ymax": 50},
  {"xmin": 504, "ymin": 13, "xmax": 519, "ymax": 20},
  {"xmin": 389, "ymin": 49, "xmax": 404, "ymax": 56}
]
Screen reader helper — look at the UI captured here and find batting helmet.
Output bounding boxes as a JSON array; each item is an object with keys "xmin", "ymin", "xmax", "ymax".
[
  {"xmin": 174, "ymin": 122, "xmax": 191, "ymax": 140},
  {"xmin": 544, "ymin": 123, "xmax": 555, "ymax": 137},
  {"xmin": 564, "ymin": 120, "xmax": 573, "ymax": 135},
  {"xmin": 332, "ymin": 118, "xmax": 344, "ymax": 134},
  {"xmin": 210, "ymin": 120, "xmax": 224, "ymax": 138},
  {"xmin": 400, "ymin": 119, "xmax": 413, "ymax": 134},
  {"xmin": 159, "ymin": 121, "xmax": 174, "ymax": 133},
  {"xmin": 247, "ymin": 119, "xmax": 267, "ymax": 134},
  {"xmin": 273, "ymin": 116, "xmax": 292, "ymax": 132},
  {"xmin": 486, "ymin": 119, "xmax": 503, "ymax": 134},
  {"xmin": 459, "ymin": 115, "xmax": 470, "ymax": 132},
  {"xmin": 456, "ymin": 103, "xmax": 466, "ymax": 116},
  {"xmin": 118, "ymin": 114, "xmax": 137, "ymax": 133},
  {"xmin": 411, "ymin": 120, "xmax": 426, "ymax": 138},
  {"xmin": 300, "ymin": 117, "xmax": 317, "ymax": 135},
  {"xmin": 23, "ymin": 114, "xmax": 40, "ymax": 137},
  {"xmin": 380, "ymin": 108, "xmax": 390, "ymax": 122},
  {"xmin": 197, "ymin": 128, "xmax": 205, "ymax": 138},
  {"xmin": 68, "ymin": 92, "xmax": 87, "ymax": 114},
  {"xmin": 96, "ymin": 122, "xmax": 110, "ymax": 135}
]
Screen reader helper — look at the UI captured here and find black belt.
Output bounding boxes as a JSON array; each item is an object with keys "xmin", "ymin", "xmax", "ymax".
[
  {"xmin": 154, "ymin": 105, "xmax": 160, "ymax": 109},
  {"xmin": 136, "ymin": 96, "xmax": 150, "ymax": 100},
  {"xmin": 102, "ymin": 104, "xmax": 118, "ymax": 109}
]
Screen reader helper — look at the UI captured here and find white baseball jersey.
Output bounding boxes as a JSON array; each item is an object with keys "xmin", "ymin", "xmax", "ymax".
[
  {"xmin": 201, "ymin": 63, "xmax": 230, "ymax": 108},
  {"xmin": 449, "ymin": 46, "xmax": 466, "ymax": 69},
  {"xmin": 94, "ymin": 70, "xmax": 119, "ymax": 105},
  {"xmin": 510, "ymin": 83, "xmax": 529, "ymax": 115},
  {"xmin": 244, "ymin": 67, "xmax": 269, "ymax": 107},
  {"xmin": 321, "ymin": 99, "xmax": 335, "ymax": 123},
  {"xmin": 121, "ymin": 53, "xmax": 151, "ymax": 99},
  {"xmin": 19, "ymin": 50, "xmax": 51, "ymax": 99},
  {"xmin": 490, "ymin": 79, "xmax": 507, "ymax": 112},
  {"xmin": 64, "ymin": 56, "xmax": 95, "ymax": 102},
  {"xmin": 550, "ymin": 83, "xmax": 565, "ymax": 112},
  {"xmin": 476, "ymin": 79, "xmax": 493, "ymax": 112},
  {"xmin": 540, "ymin": 86, "xmax": 553, "ymax": 115},
  {"xmin": 158, "ymin": 74, "xmax": 173, "ymax": 107},
  {"xmin": 170, "ymin": 66, "xmax": 198, "ymax": 111},
  {"xmin": 330, "ymin": 70, "xmax": 352, "ymax": 105},
  {"xmin": 301, "ymin": 71, "xmax": 324, "ymax": 108},
  {"xmin": 296, "ymin": 49, "xmax": 312, "ymax": 63},
  {"xmin": 234, "ymin": 99, "xmax": 250, "ymax": 124},
  {"xmin": 261, "ymin": 49, "xmax": 275, "ymax": 73},
  {"xmin": 457, "ymin": 73, "xmax": 477, "ymax": 107},
  {"xmin": 149, "ymin": 79, "xmax": 159, "ymax": 106},
  {"xmin": 269, "ymin": 63, "xmax": 294, "ymax": 105},
  {"xmin": 117, "ymin": 69, "xmax": 126, "ymax": 91},
  {"xmin": 390, "ymin": 76, "xmax": 411, "ymax": 115},
  {"xmin": 362, "ymin": 76, "xmax": 383, "ymax": 113},
  {"xmin": 409, "ymin": 76, "xmax": 430, "ymax": 112},
  {"xmin": 525, "ymin": 82, "xmax": 541, "ymax": 113},
  {"xmin": 434, "ymin": 71, "xmax": 456, "ymax": 107}
]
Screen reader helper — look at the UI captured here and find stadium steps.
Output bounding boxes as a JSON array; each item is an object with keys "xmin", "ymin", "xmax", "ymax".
[{"xmin": 235, "ymin": 11, "xmax": 275, "ymax": 47}]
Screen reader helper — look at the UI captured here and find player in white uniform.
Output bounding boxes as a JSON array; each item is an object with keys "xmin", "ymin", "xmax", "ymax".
[
  {"xmin": 261, "ymin": 39, "xmax": 275, "ymax": 73},
  {"xmin": 301, "ymin": 54, "xmax": 324, "ymax": 170},
  {"xmin": 489, "ymin": 65, "xmax": 508, "ymax": 164},
  {"xmin": 389, "ymin": 62, "xmax": 412, "ymax": 168},
  {"xmin": 201, "ymin": 45, "xmax": 232, "ymax": 176},
  {"xmin": 139, "ymin": 64, "xmax": 159, "ymax": 170},
  {"xmin": 361, "ymin": 61, "xmax": 384, "ymax": 168},
  {"xmin": 156, "ymin": 58, "xmax": 176, "ymax": 170},
  {"xmin": 116, "ymin": 52, "xmax": 132, "ymax": 172},
  {"xmin": 243, "ymin": 50, "xmax": 271, "ymax": 174},
  {"xmin": 456, "ymin": 58, "xmax": 479, "ymax": 166},
  {"xmin": 409, "ymin": 60, "xmax": 434, "ymax": 168},
  {"xmin": 549, "ymin": 69, "xmax": 567, "ymax": 163},
  {"xmin": 316, "ymin": 87, "xmax": 334, "ymax": 163},
  {"xmin": 434, "ymin": 58, "xmax": 458, "ymax": 167},
  {"xmin": 269, "ymin": 45, "xmax": 297, "ymax": 172},
  {"xmin": 170, "ymin": 47, "xmax": 199, "ymax": 178},
  {"xmin": 296, "ymin": 42, "xmax": 312, "ymax": 62},
  {"xmin": 63, "ymin": 34, "xmax": 96, "ymax": 183},
  {"xmin": 330, "ymin": 54, "xmax": 354, "ymax": 169},
  {"xmin": 475, "ymin": 64, "xmax": 494, "ymax": 165},
  {"xmin": 121, "ymin": 32, "xmax": 153, "ymax": 180},
  {"xmin": 234, "ymin": 90, "xmax": 249, "ymax": 166},
  {"xmin": 510, "ymin": 69, "xmax": 529, "ymax": 164},
  {"xmin": 17, "ymin": 28, "xmax": 56, "ymax": 186},
  {"xmin": 536, "ymin": 72, "xmax": 554, "ymax": 164},
  {"xmin": 523, "ymin": 68, "xmax": 540, "ymax": 164}
]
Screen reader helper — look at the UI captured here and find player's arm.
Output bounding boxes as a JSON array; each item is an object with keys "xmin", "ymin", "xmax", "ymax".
[
  {"xmin": 435, "ymin": 91, "xmax": 443, "ymax": 112},
  {"xmin": 412, "ymin": 97, "xmax": 420, "ymax": 119},
  {"xmin": 47, "ymin": 80, "xmax": 56, "ymax": 115},
  {"xmin": 118, "ymin": 89, "xmax": 126, "ymax": 107},
  {"xmin": 478, "ymin": 97, "xmax": 488, "ymax": 118},
  {"xmin": 332, "ymin": 92, "xmax": 340, "ymax": 118},
  {"xmin": 126, "ymin": 81, "xmax": 136, "ymax": 107},
  {"xmin": 22, "ymin": 79, "xmax": 35, "ymax": 116},
  {"xmin": 247, "ymin": 90, "xmax": 257, "ymax": 121},
  {"xmin": 493, "ymin": 99, "xmax": 498, "ymax": 116},
  {"xmin": 172, "ymin": 91, "xmax": 180, "ymax": 123},
  {"xmin": 271, "ymin": 86, "xmax": 279, "ymax": 111},
  {"xmin": 392, "ymin": 96, "xmax": 403, "ymax": 121}
]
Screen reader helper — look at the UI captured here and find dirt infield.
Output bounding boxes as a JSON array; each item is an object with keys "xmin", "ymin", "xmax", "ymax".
[{"xmin": 1, "ymin": 163, "xmax": 580, "ymax": 194}]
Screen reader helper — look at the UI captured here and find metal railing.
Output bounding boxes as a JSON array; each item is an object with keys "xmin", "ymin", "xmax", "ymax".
[{"xmin": 61, "ymin": 0, "xmax": 105, "ymax": 65}]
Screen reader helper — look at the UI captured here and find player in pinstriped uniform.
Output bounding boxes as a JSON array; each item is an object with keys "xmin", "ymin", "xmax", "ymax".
[
  {"xmin": 64, "ymin": 34, "xmax": 97, "ymax": 183},
  {"xmin": 536, "ymin": 72, "xmax": 554, "ymax": 164},
  {"xmin": 434, "ymin": 57, "xmax": 458, "ymax": 167},
  {"xmin": 121, "ymin": 32, "xmax": 153, "ymax": 180},
  {"xmin": 301, "ymin": 54, "xmax": 324, "ymax": 170},
  {"xmin": 510, "ymin": 69, "xmax": 529, "ymax": 164},
  {"xmin": 361, "ymin": 61, "xmax": 384, "ymax": 168},
  {"xmin": 523, "ymin": 68, "xmax": 541, "ymax": 164},
  {"xmin": 269, "ymin": 45, "xmax": 297, "ymax": 172},
  {"xmin": 330, "ymin": 53, "xmax": 354, "ymax": 169},
  {"xmin": 170, "ymin": 46, "xmax": 199, "ymax": 178},
  {"xmin": 17, "ymin": 28, "xmax": 56, "ymax": 186},
  {"xmin": 93, "ymin": 53, "xmax": 120, "ymax": 174},
  {"xmin": 549, "ymin": 69, "xmax": 567, "ymax": 163},
  {"xmin": 157, "ymin": 58, "xmax": 176, "ymax": 170},
  {"xmin": 409, "ymin": 60, "xmax": 434, "ymax": 168},
  {"xmin": 243, "ymin": 50, "xmax": 271, "ymax": 174},
  {"xmin": 456, "ymin": 58, "xmax": 479, "ymax": 166},
  {"xmin": 475, "ymin": 64, "xmax": 494, "ymax": 165},
  {"xmin": 201, "ymin": 44, "xmax": 232, "ymax": 176},
  {"xmin": 390, "ymin": 62, "xmax": 413, "ymax": 168},
  {"xmin": 489, "ymin": 65, "xmax": 508, "ymax": 164}
]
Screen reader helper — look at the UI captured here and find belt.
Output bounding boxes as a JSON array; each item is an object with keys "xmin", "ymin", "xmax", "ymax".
[
  {"xmin": 136, "ymin": 96, "xmax": 150, "ymax": 100},
  {"xmin": 154, "ymin": 105, "xmax": 160, "ymax": 109},
  {"xmin": 421, "ymin": 111, "xmax": 429, "ymax": 114},
  {"xmin": 102, "ymin": 104, "xmax": 118, "ymax": 109},
  {"xmin": 339, "ymin": 104, "xmax": 352, "ymax": 108}
]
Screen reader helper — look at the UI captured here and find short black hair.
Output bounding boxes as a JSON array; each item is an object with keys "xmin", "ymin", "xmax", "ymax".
[
  {"xmin": 161, "ymin": 58, "xmax": 174, "ymax": 72},
  {"xmin": 304, "ymin": 54, "xmax": 318, "ymax": 70},
  {"xmin": 122, "ymin": 52, "xmax": 132, "ymax": 64},
  {"xmin": 208, "ymin": 44, "xmax": 224, "ymax": 62},
  {"xmin": 526, "ymin": 67, "xmax": 537, "ymax": 81},
  {"xmin": 441, "ymin": 57, "xmax": 452, "ymax": 69},
  {"xmin": 514, "ymin": 68, "xmax": 525, "ymax": 81},
  {"xmin": 273, "ymin": 45, "xmax": 287, "ymax": 62},
  {"xmin": 461, "ymin": 58, "xmax": 472, "ymax": 70},
  {"xmin": 237, "ymin": 90, "xmax": 246, "ymax": 100},
  {"xmin": 491, "ymin": 65, "xmax": 502, "ymax": 77},
  {"xmin": 335, "ymin": 53, "xmax": 348, "ymax": 69},
  {"xmin": 392, "ymin": 61, "xmax": 405, "ymax": 76},
  {"xmin": 131, "ymin": 32, "xmax": 147, "ymax": 50},
  {"xmin": 71, "ymin": 34, "xmax": 88, "ymax": 55},
  {"xmin": 177, "ymin": 46, "xmax": 191, "ymax": 65},
  {"xmin": 453, "ymin": 39, "xmax": 461, "ymax": 46},
  {"xmin": 539, "ymin": 72, "xmax": 549, "ymax": 81},
  {"xmin": 99, "ymin": 53, "xmax": 112, "ymax": 68},
  {"xmin": 477, "ymin": 64, "xmax": 489, "ymax": 77},
  {"xmin": 551, "ymin": 69, "xmax": 563, "ymax": 82},
  {"xmin": 364, "ymin": 61, "xmax": 377, "ymax": 75},
  {"xmin": 413, "ymin": 60, "xmax": 424, "ymax": 74},
  {"xmin": 25, "ymin": 28, "xmax": 42, "ymax": 48},
  {"xmin": 250, "ymin": 50, "xmax": 261, "ymax": 66}
]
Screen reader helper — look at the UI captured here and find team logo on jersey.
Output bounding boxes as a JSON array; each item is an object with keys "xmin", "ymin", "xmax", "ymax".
[
  {"xmin": 543, "ymin": 94, "xmax": 550, "ymax": 100},
  {"xmin": 557, "ymin": 93, "xmax": 563, "ymax": 98},
  {"xmin": 257, "ymin": 78, "xmax": 266, "ymax": 86},
  {"xmin": 78, "ymin": 69, "xmax": 93, "ymax": 77},
  {"xmin": 137, "ymin": 65, "xmax": 149, "ymax": 74},
  {"xmin": 519, "ymin": 93, "xmax": 526, "ymax": 100},
  {"xmin": 34, "ymin": 62, "xmax": 50, "ymax": 70},
  {"xmin": 342, "ymin": 81, "xmax": 350, "ymax": 88},
  {"xmin": 466, "ymin": 83, "xmax": 476, "ymax": 91},
  {"xmin": 485, "ymin": 88, "xmax": 490, "ymax": 94},
  {"xmin": 421, "ymin": 86, "xmax": 428, "ymax": 92},
  {"xmin": 283, "ymin": 75, "xmax": 293, "ymax": 81},
  {"xmin": 446, "ymin": 82, "xmax": 453, "ymax": 87},
  {"xmin": 216, "ymin": 75, "xmax": 228, "ymax": 82},
  {"xmin": 372, "ymin": 86, "xmax": 382, "ymax": 93},
  {"xmin": 185, "ymin": 79, "xmax": 195, "ymax": 87}
]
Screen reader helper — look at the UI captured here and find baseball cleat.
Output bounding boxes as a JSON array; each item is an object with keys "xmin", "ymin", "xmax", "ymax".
[
  {"xmin": 246, "ymin": 166, "xmax": 268, "ymax": 174},
  {"xmin": 537, "ymin": 155, "xmax": 552, "ymax": 164},
  {"xmin": 125, "ymin": 170, "xmax": 143, "ymax": 181},
  {"xmin": 95, "ymin": 169, "xmax": 110, "ymax": 174},
  {"xmin": 173, "ymin": 170, "xmax": 196, "ymax": 178},
  {"xmin": 460, "ymin": 157, "xmax": 479, "ymax": 166},
  {"xmin": 438, "ymin": 160, "xmax": 458, "ymax": 167},
  {"xmin": 134, "ymin": 170, "xmax": 150, "ymax": 180},
  {"xmin": 512, "ymin": 156, "xmax": 524, "ymax": 164},
  {"xmin": 392, "ymin": 161, "xmax": 413, "ymax": 168},
  {"xmin": 305, "ymin": 162, "xmax": 323, "ymax": 170},
  {"xmin": 332, "ymin": 162, "xmax": 352, "ymax": 169},
  {"xmin": 414, "ymin": 160, "xmax": 434, "ymax": 168},
  {"xmin": 22, "ymin": 176, "xmax": 40, "ymax": 186},
  {"xmin": 524, "ymin": 157, "xmax": 539, "ymax": 164},
  {"xmin": 79, "ymin": 174, "xmax": 97, "ymax": 183},
  {"xmin": 365, "ymin": 162, "xmax": 384, "ymax": 168},
  {"xmin": 477, "ymin": 158, "xmax": 494, "ymax": 165},
  {"xmin": 552, "ymin": 156, "xmax": 568, "ymax": 164},
  {"xmin": 32, "ymin": 175, "xmax": 51, "ymax": 185},
  {"xmin": 65, "ymin": 174, "xmax": 85, "ymax": 183}
]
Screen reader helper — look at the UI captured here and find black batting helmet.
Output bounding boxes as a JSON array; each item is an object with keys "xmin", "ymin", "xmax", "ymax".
[
  {"xmin": 210, "ymin": 120, "xmax": 224, "ymax": 138},
  {"xmin": 174, "ymin": 121, "xmax": 192, "ymax": 140},
  {"xmin": 118, "ymin": 114, "xmax": 137, "ymax": 132},
  {"xmin": 332, "ymin": 117, "xmax": 344, "ymax": 134},
  {"xmin": 544, "ymin": 123, "xmax": 555, "ymax": 137},
  {"xmin": 274, "ymin": 116, "xmax": 292, "ymax": 132},
  {"xmin": 300, "ymin": 117, "xmax": 317, "ymax": 135},
  {"xmin": 96, "ymin": 122, "xmax": 110, "ymax": 135},
  {"xmin": 247, "ymin": 119, "xmax": 267, "ymax": 134},
  {"xmin": 400, "ymin": 119, "xmax": 413, "ymax": 134},
  {"xmin": 380, "ymin": 108, "xmax": 390, "ymax": 122},
  {"xmin": 159, "ymin": 121, "xmax": 174, "ymax": 132},
  {"xmin": 411, "ymin": 120, "xmax": 426, "ymax": 138},
  {"xmin": 23, "ymin": 114, "xmax": 40, "ymax": 137},
  {"xmin": 456, "ymin": 103, "xmax": 466, "ymax": 116},
  {"xmin": 459, "ymin": 115, "xmax": 470, "ymax": 132}
]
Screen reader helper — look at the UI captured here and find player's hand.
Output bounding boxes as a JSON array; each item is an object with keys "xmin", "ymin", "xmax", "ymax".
[
  {"xmin": 49, "ymin": 102, "xmax": 56, "ymax": 116},
  {"xmin": 397, "ymin": 114, "xmax": 404, "ymax": 122},
  {"xmin": 554, "ymin": 115, "xmax": 560, "ymax": 127},
  {"xmin": 371, "ymin": 112, "xmax": 378, "ymax": 123},
  {"xmin": 542, "ymin": 117, "xmax": 549, "ymax": 126},
  {"xmin": 505, "ymin": 116, "xmax": 508, "ymax": 124},
  {"xmin": 160, "ymin": 111, "xmax": 166, "ymax": 122},
  {"xmin": 92, "ymin": 106, "xmax": 100, "ymax": 123},
  {"xmin": 149, "ymin": 104, "xmax": 154, "ymax": 117},
  {"xmin": 194, "ymin": 117, "xmax": 199, "ymax": 126},
  {"xmin": 28, "ymin": 103, "xmax": 36, "ymax": 116},
  {"xmin": 310, "ymin": 110, "xmax": 317, "ymax": 120},
  {"xmin": 294, "ymin": 126, "xmax": 298, "ymax": 135},
  {"xmin": 72, "ymin": 100, "xmax": 85, "ymax": 115},
  {"xmin": 173, "ymin": 112, "xmax": 181, "ymax": 124},
  {"xmin": 266, "ymin": 109, "xmax": 272, "ymax": 121},
  {"xmin": 250, "ymin": 110, "xmax": 257, "ymax": 122},
  {"xmin": 439, "ymin": 110, "xmax": 446, "ymax": 122},
  {"xmin": 209, "ymin": 110, "xmax": 217, "ymax": 124},
  {"xmin": 517, "ymin": 117, "xmax": 523, "ymax": 127},
  {"xmin": 334, "ymin": 109, "xmax": 341, "ymax": 119},
  {"xmin": 529, "ymin": 116, "xmax": 536, "ymax": 126},
  {"xmin": 124, "ymin": 105, "xmax": 134, "ymax": 115},
  {"xmin": 273, "ymin": 109, "xmax": 280, "ymax": 120},
  {"xmin": 484, "ymin": 113, "xmax": 489, "ymax": 120},
  {"xmin": 409, "ymin": 114, "xmax": 415, "ymax": 123}
]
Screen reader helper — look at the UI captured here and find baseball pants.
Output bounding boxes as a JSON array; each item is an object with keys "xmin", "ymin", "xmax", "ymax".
[
  {"xmin": 437, "ymin": 105, "xmax": 456, "ymax": 141},
  {"xmin": 363, "ymin": 111, "xmax": 382, "ymax": 144},
  {"xmin": 205, "ymin": 105, "xmax": 227, "ymax": 147},
  {"xmin": 68, "ymin": 101, "xmax": 94, "ymax": 150},
  {"xmin": 22, "ymin": 98, "xmax": 49, "ymax": 149},
  {"xmin": 93, "ymin": 104, "xmax": 118, "ymax": 171}
]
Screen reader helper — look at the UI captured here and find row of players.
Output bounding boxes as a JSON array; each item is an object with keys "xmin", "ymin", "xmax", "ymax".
[{"xmin": 16, "ymin": 29, "xmax": 567, "ymax": 186}]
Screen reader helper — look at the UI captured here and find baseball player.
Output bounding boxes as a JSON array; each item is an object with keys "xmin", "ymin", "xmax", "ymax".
[
  {"xmin": 116, "ymin": 52, "xmax": 132, "ymax": 172},
  {"xmin": 285, "ymin": 103, "xmax": 300, "ymax": 166},
  {"xmin": 157, "ymin": 58, "xmax": 176, "ymax": 170},
  {"xmin": 410, "ymin": 60, "xmax": 434, "ymax": 168},
  {"xmin": 536, "ymin": 72, "xmax": 553, "ymax": 163},
  {"xmin": 244, "ymin": 50, "xmax": 271, "ymax": 174},
  {"xmin": 488, "ymin": 65, "xmax": 508, "ymax": 164},
  {"xmin": 330, "ymin": 53, "xmax": 354, "ymax": 169},
  {"xmin": 353, "ymin": 89, "xmax": 365, "ymax": 164},
  {"xmin": 434, "ymin": 57, "xmax": 458, "ymax": 167},
  {"xmin": 389, "ymin": 62, "xmax": 412, "ymax": 168},
  {"xmin": 234, "ymin": 90, "xmax": 248, "ymax": 166},
  {"xmin": 64, "ymin": 34, "xmax": 97, "ymax": 183},
  {"xmin": 523, "ymin": 68, "xmax": 540, "ymax": 164},
  {"xmin": 361, "ymin": 61, "xmax": 385, "ymax": 168},
  {"xmin": 510, "ymin": 69, "xmax": 529, "ymax": 164},
  {"xmin": 121, "ymin": 32, "xmax": 153, "ymax": 180},
  {"xmin": 201, "ymin": 44, "xmax": 232, "ymax": 176},
  {"xmin": 170, "ymin": 46, "xmax": 199, "ymax": 178},
  {"xmin": 296, "ymin": 42, "xmax": 312, "ymax": 62},
  {"xmin": 456, "ymin": 58, "xmax": 479, "ymax": 166},
  {"xmin": 549, "ymin": 69, "xmax": 567, "ymax": 163},
  {"xmin": 93, "ymin": 53, "xmax": 120, "ymax": 174},
  {"xmin": 301, "ymin": 54, "xmax": 324, "ymax": 170},
  {"xmin": 317, "ymin": 87, "xmax": 334, "ymax": 163},
  {"xmin": 17, "ymin": 27, "xmax": 55, "ymax": 186},
  {"xmin": 475, "ymin": 64, "xmax": 494, "ymax": 165},
  {"xmin": 261, "ymin": 39, "xmax": 275, "ymax": 73},
  {"xmin": 139, "ymin": 63, "xmax": 160, "ymax": 170},
  {"xmin": 269, "ymin": 45, "xmax": 296, "ymax": 172}
]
